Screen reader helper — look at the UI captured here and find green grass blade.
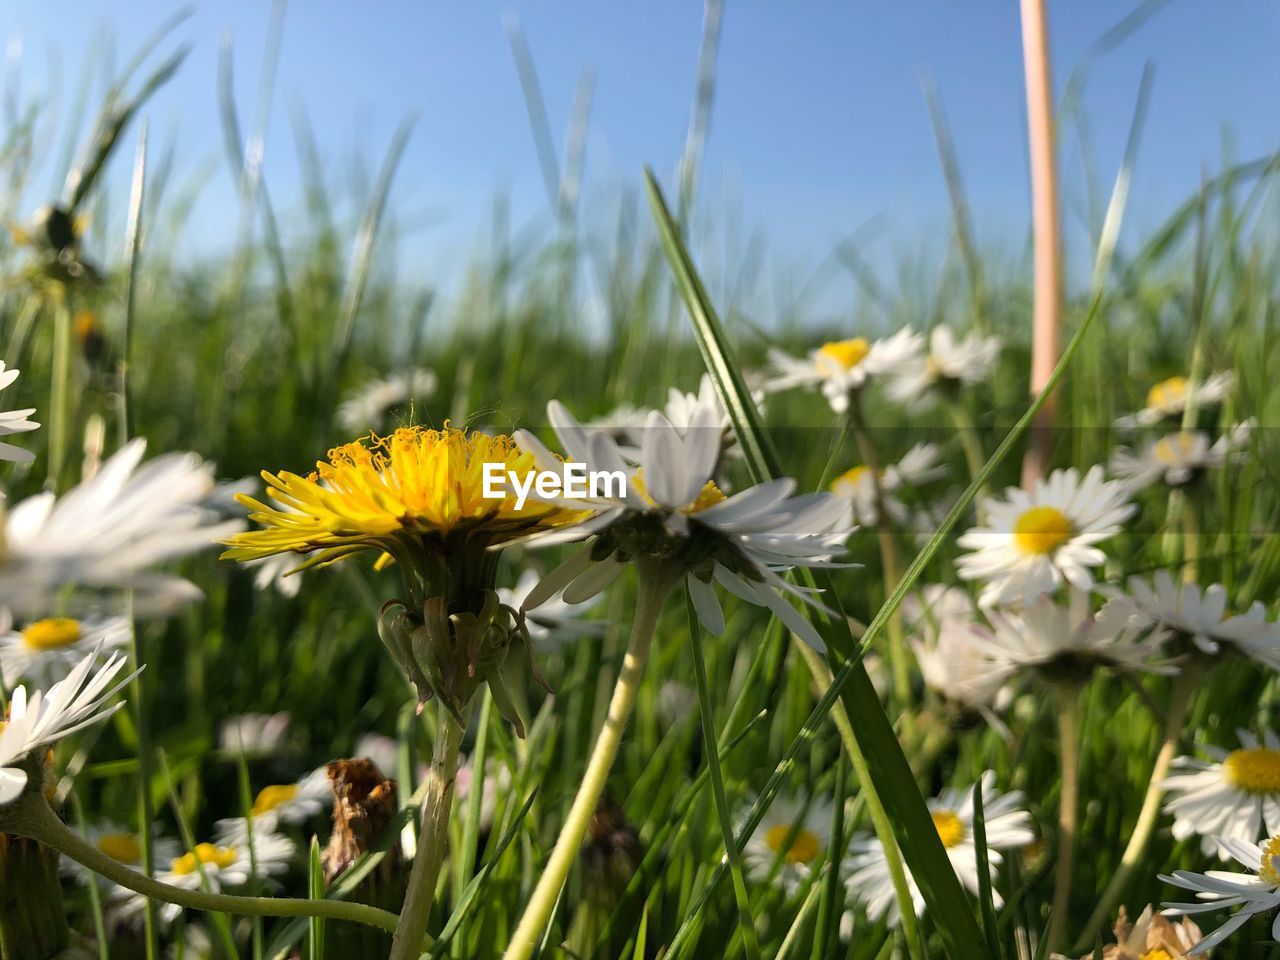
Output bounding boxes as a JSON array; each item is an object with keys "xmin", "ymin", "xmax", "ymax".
[
  {"xmin": 684, "ymin": 585, "xmax": 763, "ymax": 960},
  {"xmin": 812, "ymin": 753, "xmax": 847, "ymax": 960},
  {"xmin": 971, "ymin": 777, "xmax": 1001, "ymax": 960},
  {"xmin": 308, "ymin": 836, "xmax": 325, "ymax": 960}
]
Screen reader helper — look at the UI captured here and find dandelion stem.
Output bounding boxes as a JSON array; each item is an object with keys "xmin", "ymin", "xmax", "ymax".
[
  {"xmin": 5, "ymin": 793, "xmax": 402, "ymax": 935},
  {"xmin": 503, "ymin": 562, "xmax": 676, "ymax": 960},
  {"xmin": 388, "ymin": 706, "xmax": 466, "ymax": 960},
  {"xmin": 1071, "ymin": 663, "xmax": 1202, "ymax": 953},
  {"xmin": 1047, "ymin": 680, "xmax": 1082, "ymax": 953}
]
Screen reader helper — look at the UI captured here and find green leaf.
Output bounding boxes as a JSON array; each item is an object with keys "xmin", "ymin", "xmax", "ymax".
[{"xmin": 308, "ymin": 836, "xmax": 326, "ymax": 960}]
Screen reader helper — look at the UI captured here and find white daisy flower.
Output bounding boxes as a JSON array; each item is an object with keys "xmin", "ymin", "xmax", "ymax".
[
  {"xmin": 975, "ymin": 594, "xmax": 1172, "ymax": 680},
  {"xmin": 1161, "ymin": 834, "xmax": 1280, "ymax": 954},
  {"xmin": 846, "ymin": 771, "xmax": 1033, "ymax": 926},
  {"xmin": 244, "ymin": 552, "xmax": 303, "ymax": 597},
  {"xmin": 1115, "ymin": 371, "xmax": 1234, "ymax": 431},
  {"xmin": 742, "ymin": 793, "xmax": 832, "ymax": 894},
  {"xmin": 657, "ymin": 372, "xmax": 766, "ymax": 460},
  {"xmin": 584, "ymin": 403, "xmax": 651, "ymax": 442},
  {"xmin": 765, "ymin": 328, "xmax": 923, "ymax": 414},
  {"xmin": 1109, "ymin": 423, "xmax": 1252, "ymax": 491},
  {"xmin": 0, "ymin": 648, "xmax": 132, "ymax": 804},
  {"xmin": 887, "ymin": 326, "xmax": 1000, "ymax": 408},
  {"xmin": 0, "ymin": 439, "xmax": 243, "ymax": 618},
  {"xmin": 336, "ymin": 367, "xmax": 437, "ymax": 433},
  {"xmin": 909, "ymin": 617, "xmax": 1010, "ymax": 712},
  {"xmin": 829, "ymin": 443, "xmax": 945, "ymax": 526},
  {"xmin": 215, "ymin": 767, "xmax": 331, "ymax": 842},
  {"xmin": 61, "ymin": 820, "xmax": 180, "ymax": 888},
  {"xmin": 497, "ymin": 568, "xmax": 605, "ymax": 652},
  {"xmin": 1163, "ymin": 728, "xmax": 1280, "ymax": 857},
  {"xmin": 0, "ymin": 615, "xmax": 130, "ymax": 687},
  {"xmin": 957, "ymin": 466, "xmax": 1135, "ymax": 605},
  {"xmin": 1120, "ymin": 571, "xmax": 1280, "ymax": 670},
  {"xmin": 515, "ymin": 399, "xmax": 853, "ymax": 651},
  {"xmin": 0, "ymin": 361, "xmax": 39, "ymax": 463},
  {"xmin": 353, "ymin": 733, "xmax": 401, "ymax": 778},
  {"xmin": 121, "ymin": 832, "xmax": 295, "ymax": 924},
  {"xmin": 218, "ymin": 712, "xmax": 292, "ymax": 757}
]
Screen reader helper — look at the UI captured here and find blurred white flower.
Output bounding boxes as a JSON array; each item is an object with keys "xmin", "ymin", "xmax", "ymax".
[
  {"xmin": 0, "ymin": 615, "xmax": 130, "ymax": 687},
  {"xmin": 1120, "ymin": 571, "xmax": 1280, "ymax": 670},
  {"xmin": 0, "ymin": 439, "xmax": 243, "ymax": 617},
  {"xmin": 0, "ymin": 648, "xmax": 132, "ymax": 804},
  {"xmin": 121, "ymin": 832, "xmax": 295, "ymax": 924},
  {"xmin": 1161, "ymin": 834, "xmax": 1280, "ymax": 955},
  {"xmin": 657, "ymin": 680, "xmax": 697, "ymax": 725},
  {"xmin": 497, "ymin": 568, "xmax": 604, "ymax": 652},
  {"xmin": 516, "ymin": 398, "xmax": 853, "ymax": 651},
  {"xmin": 887, "ymin": 326, "xmax": 999, "ymax": 408},
  {"xmin": 219, "ymin": 712, "xmax": 291, "ymax": 757},
  {"xmin": 354, "ymin": 733, "xmax": 400, "ymax": 778},
  {"xmin": 846, "ymin": 772, "xmax": 1033, "ymax": 927},
  {"xmin": 957, "ymin": 466, "xmax": 1134, "ymax": 605},
  {"xmin": 1115, "ymin": 371, "xmax": 1234, "ymax": 431},
  {"xmin": 976, "ymin": 594, "xmax": 1171, "ymax": 679},
  {"xmin": 829, "ymin": 443, "xmax": 945, "ymax": 526},
  {"xmin": 742, "ymin": 793, "xmax": 832, "ymax": 894},
  {"xmin": 336, "ymin": 367, "xmax": 436, "ymax": 433},
  {"xmin": 216, "ymin": 767, "xmax": 331, "ymax": 841},
  {"xmin": 456, "ymin": 756, "xmax": 511, "ymax": 832},
  {"xmin": 765, "ymin": 328, "xmax": 923, "ymax": 413},
  {"xmin": 1109, "ymin": 423, "xmax": 1251, "ymax": 490},
  {"xmin": 62, "ymin": 821, "xmax": 179, "ymax": 888},
  {"xmin": 0, "ymin": 361, "xmax": 39, "ymax": 463},
  {"xmin": 1164, "ymin": 728, "xmax": 1280, "ymax": 858},
  {"xmin": 906, "ymin": 589, "xmax": 1010, "ymax": 711},
  {"xmin": 245, "ymin": 552, "xmax": 303, "ymax": 597}
]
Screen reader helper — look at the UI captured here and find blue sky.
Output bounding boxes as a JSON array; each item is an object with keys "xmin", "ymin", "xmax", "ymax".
[{"xmin": 6, "ymin": 1, "xmax": 1279, "ymax": 294}]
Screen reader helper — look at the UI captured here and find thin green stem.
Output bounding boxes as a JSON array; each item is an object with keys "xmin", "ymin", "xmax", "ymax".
[
  {"xmin": 685, "ymin": 587, "xmax": 762, "ymax": 960},
  {"xmin": 1046, "ymin": 681, "xmax": 1081, "ymax": 953},
  {"xmin": 389, "ymin": 706, "xmax": 466, "ymax": 960},
  {"xmin": 6, "ymin": 794, "xmax": 401, "ymax": 934},
  {"xmin": 503, "ymin": 562, "xmax": 676, "ymax": 960},
  {"xmin": 47, "ymin": 300, "xmax": 73, "ymax": 491},
  {"xmin": 795, "ymin": 643, "xmax": 926, "ymax": 960},
  {"xmin": 1071, "ymin": 663, "xmax": 1203, "ymax": 953}
]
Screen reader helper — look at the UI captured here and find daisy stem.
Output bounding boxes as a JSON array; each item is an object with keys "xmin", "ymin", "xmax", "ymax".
[
  {"xmin": 47, "ymin": 299, "xmax": 73, "ymax": 492},
  {"xmin": 1046, "ymin": 680, "xmax": 1082, "ymax": 953},
  {"xmin": 944, "ymin": 401, "xmax": 987, "ymax": 498},
  {"xmin": 1071, "ymin": 663, "xmax": 1203, "ymax": 953},
  {"xmin": 503, "ymin": 561, "xmax": 677, "ymax": 960},
  {"xmin": 388, "ymin": 704, "xmax": 466, "ymax": 960},
  {"xmin": 846, "ymin": 398, "xmax": 911, "ymax": 711},
  {"xmin": 796, "ymin": 642, "xmax": 927, "ymax": 960},
  {"xmin": 5, "ymin": 792, "xmax": 402, "ymax": 935}
]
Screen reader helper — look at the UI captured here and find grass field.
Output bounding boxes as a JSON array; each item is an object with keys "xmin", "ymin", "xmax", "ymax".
[{"xmin": 1, "ymin": 11, "xmax": 1279, "ymax": 960}]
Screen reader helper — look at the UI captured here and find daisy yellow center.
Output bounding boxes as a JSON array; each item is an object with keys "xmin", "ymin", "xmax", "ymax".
[
  {"xmin": 1012, "ymin": 506, "xmax": 1074, "ymax": 556},
  {"xmin": 924, "ymin": 355, "xmax": 945, "ymax": 378},
  {"xmin": 931, "ymin": 810, "xmax": 966, "ymax": 849},
  {"xmin": 252, "ymin": 783, "xmax": 300, "ymax": 817},
  {"xmin": 1259, "ymin": 835, "xmax": 1280, "ymax": 886},
  {"xmin": 22, "ymin": 618, "xmax": 83, "ymax": 651},
  {"xmin": 631, "ymin": 470, "xmax": 726, "ymax": 515},
  {"xmin": 96, "ymin": 833, "xmax": 142, "ymax": 864},
  {"xmin": 1140, "ymin": 951, "xmax": 1173, "ymax": 960},
  {"xmin": 1223, "ymin": 748, "xmax": 1280, "ymax": 795},
  {"xmin": 221, "ymin": 424, "xmax": 585, "ymax": 565},
  {"xmin": 1146, "ymin": 376, "xmax": 1187, "ymax": 410},
  {"xmin": 170, "ymin": 843, "xmax": 237, "ymax": 876},
  {"xmin": 1152, "ymin": 433, "xmax": 1195, "ymax": 465},
  {"xmin": 764, "ymin": 825, "xmax": 822, "ymax": 865},
  {"xmin": 831, "ymin": 465, "xmax": 874, "ymax": 492},
  {"xmin": 817, "ymin": 338, "xmax": 870, "ymax": 371}
]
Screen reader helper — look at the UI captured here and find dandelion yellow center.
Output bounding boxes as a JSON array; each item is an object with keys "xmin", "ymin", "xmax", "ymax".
[
  {"xmin": 931, "ymin": 810, "xmax": 966, "ymax": 849},
  {"xmin": 1012, "ymin": 506, "xmax": 1074, "ymax": 555},
  {"xmin": 1259, "ymin": 835, "xmax": 1280, "ymax": 886},
  {"xmin": 252, "ymin": 783, "xmax": 299, "ymax": 817},
  {"xmin": 1140, "ymin": 951, "xmax": 1173, "ymax": 960},
  {"xmin": 1146, "ymin": 376, "xmax": 1187, "ymax": 411},
  {"xmin": 22, "ymin": 618, "xmax": 83, "ymax": 651},
  {"xmin": 96, "ymin": 833, "xmax": 142, "ymax": 864},
  {"xmin": 631, "ymin": 470, "xmax": 726, "ymax": 515},
  {"xmin": 817, "ymin": 338, "xmax": 871, "ymax": 371},
  {"xmin": 1152, "ymin": 433, "xmax": 1195, "ymax": 465},
  {"xmin": 1223, "ymin": 748, "xmax": 1280, "ymax": 795},
  {"xmin": 764, "ymin": 825, "xmax": 822, "ymax": 864},
  {"xmin": 170, "ymin": 843, "xmax": 237, "ymax": 876}
]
